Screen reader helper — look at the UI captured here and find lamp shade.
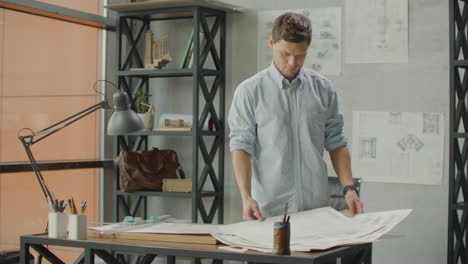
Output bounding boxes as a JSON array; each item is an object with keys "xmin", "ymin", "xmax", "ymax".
[{"xmin": 107, "ymin": 91, "xmax": 145, "ymax": 135}]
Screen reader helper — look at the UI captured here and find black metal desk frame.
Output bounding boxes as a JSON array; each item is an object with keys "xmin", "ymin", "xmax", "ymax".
[{"xmin": 20, "ymin": 234, "xmax": 372, "ymax": 264}]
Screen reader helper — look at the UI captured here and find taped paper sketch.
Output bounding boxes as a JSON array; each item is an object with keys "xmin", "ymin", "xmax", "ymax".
[
  {"xmin": 359, "ymin": 137, "xmax": 377, "ymax": 159},
  {"xmin": 351, "ymin": 111, "xmax": 444, "ymax": 185},
  {"xmin": 345, "ymin": 0, "xmax": 408, "ymax": 63},
  {"xmin": 257, "ymin": 8, "xmax": 342, "ymax": 75}
]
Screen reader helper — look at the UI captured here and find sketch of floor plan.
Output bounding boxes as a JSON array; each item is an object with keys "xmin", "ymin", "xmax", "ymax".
[
  {"xmin": 351, "ymin": 111, "xmax": 444, "ymax": 185},
  {"xmin": 257, "ymin": 8, "xmax": 342, "ymax": 75},
  {"xmin": 345, "ymin": 0, "xmax": 408, "ymax": 63}
]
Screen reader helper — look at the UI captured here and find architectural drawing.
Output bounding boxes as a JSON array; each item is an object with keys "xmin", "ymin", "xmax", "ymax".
[
  {"xmin": 345, "ymin": 0, "xmax": 408, "ymax": 63},
  {"xmin": 397, "ymin": 134, "xmax": 424, "ymax": 152},
  {"xmin": 257, "ymin": 8, "xmax": 342, "ymax": 75},
  {"xmin": 423, "ymin": 113, "xmax": 440, "ymax": 134},
  {"xmin": 352, "ymin": 111, "xmax": 444, "ymax": 185},
  {"xmin": 359, "ymin": 137, "xmax": 377, "ymax": 159}
]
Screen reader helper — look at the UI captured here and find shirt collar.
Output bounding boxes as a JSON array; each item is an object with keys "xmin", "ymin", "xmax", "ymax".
[{"xmin": 268, "ymin": 63, "xmax": 304, "ymax": 90}]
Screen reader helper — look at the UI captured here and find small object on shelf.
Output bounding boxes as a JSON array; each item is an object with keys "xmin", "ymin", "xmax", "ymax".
[
  {"xmin": 135, "ymin": 90, "xmax": 155, "ymax": 130},
  {"xmin": 159, "ymin": 113, "xmax": 192, "ymax": 128},
  {"xmin": 164, "ymin": 119, "xmax": 185, "ymax": 128},
  {"xmin": 137, "ymin": 103, "xmax": 155, "ymax": 130},
  {"xmin": 140, "ymin": 30, "xmax": 172, "ymax": 70},
  {"xmin": 145, "ymin": 30, "xmax": 153, "ymax": 65},
  {"xmin": 163, "ymin": 179, "xmax": 192, "ymax": 192}
]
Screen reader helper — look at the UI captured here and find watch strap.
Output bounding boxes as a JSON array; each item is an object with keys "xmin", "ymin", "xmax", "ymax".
[{"xmin": 343, "ymin": 185, "xmax": 357, "ymax": 196}]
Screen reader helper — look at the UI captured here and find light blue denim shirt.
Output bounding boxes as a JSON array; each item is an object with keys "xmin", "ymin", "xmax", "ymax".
[{"xmin": 228, "ymin": 64, "xmax": 347, "ymax": 217}]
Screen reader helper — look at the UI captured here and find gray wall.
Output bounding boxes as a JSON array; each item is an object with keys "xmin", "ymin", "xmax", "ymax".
[{"xmin": 138, "ymin": 0, "xmax": 448, "ymax": 263}]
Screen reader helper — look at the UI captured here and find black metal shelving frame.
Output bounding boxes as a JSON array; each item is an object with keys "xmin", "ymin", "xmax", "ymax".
[
  {"xmin": 111, "ymin": 4, "xmax": 226, "ymax": 225},
  {"xmin": 449, "ymin": 0, "xmax": 468, "ymax": 263}
]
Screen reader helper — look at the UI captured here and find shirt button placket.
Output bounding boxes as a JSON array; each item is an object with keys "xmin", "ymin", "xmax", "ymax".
[{"xmin": 291, "ymin": 84, "xmax": 304, "ymax": 212}]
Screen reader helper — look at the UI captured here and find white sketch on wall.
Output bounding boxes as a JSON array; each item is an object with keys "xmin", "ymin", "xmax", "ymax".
[
  {"xmin": 351, "ymin": 111, "xmax": 444, "ymax": 185},
  {"xmin": 423, "ymin": 113, "xmax": 440, "ymax": 134},
  {"xmin": 359, "ymin": 137, "xmax": 377, "ymax": 159},
  {"xmin": 397, "ymin": 134, "xmax": 424, "ymax": 152},
  {"xmin": 389, "ymin": 112, "xmax": 402, "ymax": 125},
  {"xmin": 345, "ymin": 0, "xmax": 408, "ymax": 63},
  {"xmin": 257, "ymin": 8, "xmax": 342, "ymax": 75}
]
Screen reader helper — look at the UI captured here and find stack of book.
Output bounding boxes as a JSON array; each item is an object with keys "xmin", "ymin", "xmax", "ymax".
[
  {"xmin": 163, "ymin": 179, "xmax": 192, "ymax": 192},
  {"xmin": 180, "ymin": 31, "xmax": 206, "ymax": 68}
]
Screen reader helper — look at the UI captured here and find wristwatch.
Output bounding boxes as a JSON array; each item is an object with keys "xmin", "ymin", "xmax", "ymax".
[{"xmin": 342, "ymin": 185, "xmax": 357, "ymax": 196}]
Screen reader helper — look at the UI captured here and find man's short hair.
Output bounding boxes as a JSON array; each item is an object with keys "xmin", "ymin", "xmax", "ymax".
[{"xmin": 272, "ymin": 12, "xmax": 312, "ymax": 45}]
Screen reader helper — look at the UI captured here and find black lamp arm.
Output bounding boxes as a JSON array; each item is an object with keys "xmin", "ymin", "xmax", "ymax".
[
  {"xmin": 17, "ymin": 99, "xmax": 110, "ymax": 208},
  {"xmin": 21, "ymin": 100, "xmax": 110, "ymax": 146}
]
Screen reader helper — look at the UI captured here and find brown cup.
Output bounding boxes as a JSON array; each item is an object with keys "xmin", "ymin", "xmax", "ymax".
[{"xmin": 273, "ymin": 221, "xmax": 291, "ymax": 255}]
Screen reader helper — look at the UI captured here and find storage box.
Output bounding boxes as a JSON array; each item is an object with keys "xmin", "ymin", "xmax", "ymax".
[{"xmin": 162, "ymin": 179, "xmax": 192, "ymax": 192}]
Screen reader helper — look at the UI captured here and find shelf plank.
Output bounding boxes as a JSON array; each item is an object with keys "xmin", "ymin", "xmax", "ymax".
[
  {"xmin": 117, "ymin": 190, "xmax": 192, "ymax": 198},
  {"xmin": 0, "ymin": 159, "xmax": 114, "ymax": 173},
  {"xmin": 118, "ymin": 69, "xmax": 220, "ymax": 78},
  {"xmin": 105, "ymin": 0, "xmax": 241, "ymax": 14},
  {"xmin": 125, "ymin": 130, "xmax": 222, "ymax": 136},
  {"xmin": 116, "ymin": 190, "xmax": 221, "ymax": 198}
]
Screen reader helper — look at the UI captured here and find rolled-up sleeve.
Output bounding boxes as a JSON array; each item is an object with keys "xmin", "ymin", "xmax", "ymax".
[
  {"xmin": 324, "ymin": 80, "xmax": 348, "ymax": 151},
  {"xmin": 228, "ymin": 84, "xmax": 256, "ymax": 156}
]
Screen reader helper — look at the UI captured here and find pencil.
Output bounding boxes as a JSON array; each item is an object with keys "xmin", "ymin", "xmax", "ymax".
[
  {"xmin": 282, "ymin": 203, "xmax": 288, "ymax": 223},
  {"xmin": 71, "ymin": 198, "xmax": 78, "ymax": 215}
]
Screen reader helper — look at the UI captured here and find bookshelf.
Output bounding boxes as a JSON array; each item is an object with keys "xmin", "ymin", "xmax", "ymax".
[{"xmin": 106, "ymin": 0, "xmax": 238, "ymax": 225}]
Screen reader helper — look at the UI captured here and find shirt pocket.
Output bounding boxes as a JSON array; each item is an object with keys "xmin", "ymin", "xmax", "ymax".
[
  {"xmin": 256, "ymin": 102, "xmax": 290, "ymax": 141},
  {"xmin": 303, "ymin": 111, "xmax": 326, "ymax": 152}
]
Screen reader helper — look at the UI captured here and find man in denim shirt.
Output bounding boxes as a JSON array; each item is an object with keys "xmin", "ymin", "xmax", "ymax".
[{"xmin": 228, "ymin": 12, "xmax": 363, "ymax": 220}]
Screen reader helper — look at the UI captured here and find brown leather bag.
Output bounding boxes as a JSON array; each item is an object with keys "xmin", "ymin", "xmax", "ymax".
[{"xmin": 115, "ymin": 148, "xmax": 185, "ymax": 192}]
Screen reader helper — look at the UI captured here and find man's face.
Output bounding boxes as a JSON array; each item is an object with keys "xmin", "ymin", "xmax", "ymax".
[{"xmin": 269, "ymin": 37, "xmax": 309, "ymax": 81}]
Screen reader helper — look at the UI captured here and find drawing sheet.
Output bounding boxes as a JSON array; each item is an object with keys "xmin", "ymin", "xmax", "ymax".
[
  {"xmin": 257, "ymin": 8, "xmax": 342, "ymax": 75},
  {"xmin": 212, "ymin": 207, "xmax": 411, "ymax": 252},
  {"xmin": 89, "ymin": 207, "xmax": 411, "ymax": 252},
  {"xmin": 351, "ymin": 111, "xmax": 444, "ymax": 184},
  {"xmin": 345, "ymin": 0, "xmax": 408, "ymax": 63}
]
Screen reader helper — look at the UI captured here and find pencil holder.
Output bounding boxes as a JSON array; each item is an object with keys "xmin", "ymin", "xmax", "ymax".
[
  {"xmin": 273, "ymin": 221, "xmax": 290, "ymax": 255},
  {"xmin": 48, "ymin": 212, "xmax": 67, "ymax": 238},
  {"xmin": 68, "ymin": 214, "xmax": 87, "ymax": 240}
]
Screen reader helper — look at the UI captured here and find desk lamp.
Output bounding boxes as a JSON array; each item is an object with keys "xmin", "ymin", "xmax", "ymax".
[{"xmin": 17, "ymin": 81, "xmax": 144, "ymax": 209}]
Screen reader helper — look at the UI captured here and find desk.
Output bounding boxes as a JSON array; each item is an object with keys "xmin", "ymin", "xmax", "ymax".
[{"xmin": 20, "ymin": 233, "xmax": 372, "ymax": 264}]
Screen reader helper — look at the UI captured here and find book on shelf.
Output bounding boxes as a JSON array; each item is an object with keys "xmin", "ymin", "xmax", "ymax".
[
  {"xmin": 187, "ymin": 33, "xmax": 206, "ymax": 68},
  {"xmin": 180, "ymin": 30, "xmax": 194, "ymax": 68},
  {"xmin": 185, "ymin": 43, "xmax": 194, "ymax": 68}
]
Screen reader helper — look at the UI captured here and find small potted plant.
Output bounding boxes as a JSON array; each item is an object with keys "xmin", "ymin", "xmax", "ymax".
[{"xmin": 135, "ymin": 89, "xmax": 155, "ymax": 130}]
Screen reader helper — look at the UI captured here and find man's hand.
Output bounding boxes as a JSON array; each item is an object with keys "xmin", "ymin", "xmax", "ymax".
[
  {"xmin": 345, "ymin": 190, "xmax": 363, "ymax": 216},
  {"xmin": 242, "ymin": 197, "xmax": 265, "ymax": 221}
]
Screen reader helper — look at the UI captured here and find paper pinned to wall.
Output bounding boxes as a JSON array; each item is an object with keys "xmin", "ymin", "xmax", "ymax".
[
  {"xmin": 345, "ymin": 0, "xmax": 408, "ymax": 63},
  {"xmin": 351, "ymin": 111, "xmax": 444, "ymax": 185},
  {"xmin": 257, "ymin": 8, "xmax": 342, "ymax": 75}
]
